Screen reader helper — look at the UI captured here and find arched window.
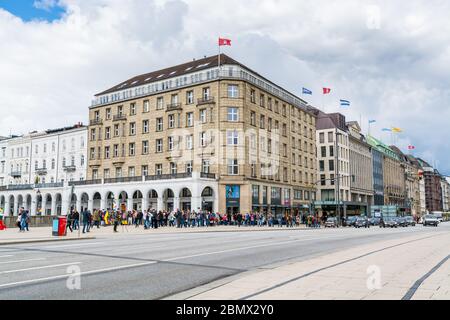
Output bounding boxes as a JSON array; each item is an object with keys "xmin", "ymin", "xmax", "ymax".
[{"xmin": 62, "ymin": 157, "xmax": 66, "ymax": 167}]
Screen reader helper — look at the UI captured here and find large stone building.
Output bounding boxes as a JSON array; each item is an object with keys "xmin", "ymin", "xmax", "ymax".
[
  {"xmin": 313, "ymin": 111, "xmax": 351, "ymax": 218},
  {"xmin": 347, "ymin": 121, "xmax": 374, "ymax": 214},
  {"xmin": 86, "ymin": 54, "xmax": 317, "ymax": 216},
  {"xmin": 417, "ymin": 158, "xmax": 443, "ymax": 213},
  {"xmin": 366, "ymin": 135, "xmax": 406, "ymax": 216}
]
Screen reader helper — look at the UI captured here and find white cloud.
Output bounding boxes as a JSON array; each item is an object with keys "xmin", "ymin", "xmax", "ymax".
[
  {"xmin": 0, "ymin": 0, "xmax": 449, "ymax": 173},
  {"xmin": 33, "ymin": 0, "xmax": 59, "ymax": 11}
]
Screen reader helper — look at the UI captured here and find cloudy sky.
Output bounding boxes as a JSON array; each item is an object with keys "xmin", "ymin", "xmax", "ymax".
[{"xmin": 0, "ymin": 0, "xmax": 449, "ymax": 174}]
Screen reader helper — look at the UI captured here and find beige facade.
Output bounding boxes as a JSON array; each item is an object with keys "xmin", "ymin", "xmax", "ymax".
[
  {"xmin": 347, "ymin": 122, "xmax": 374, "ymax": 206},
  {"xmin": 383, "ymin": 155, "xmax": 405, "ymax": 206},
  {"xmin": 87, "ymin": 55, "xmax": 317, "ymax": 216}
]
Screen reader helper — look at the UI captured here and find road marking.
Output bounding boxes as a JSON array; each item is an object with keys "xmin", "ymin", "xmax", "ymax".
[
  {"xmin": 0, "ymin": 262, "xmax": 82, "ymax": 275},
  {"xmin": 40, "ymin": 242, "xmax": 106, "ymax": 249},
  {"xmin": 164, "ymin": 234, "xmax": 351, "ymax": 262},
  {"xmin": 0, "ymin": 261, "xmax": 157, "ymax": 289},
  {"xmin": 0, "ymin": 258, "xmax": 45, "ymax": 265},
  {"xmin": 0, "ymin": 255, "xmax": 14, "ymax": 258}
]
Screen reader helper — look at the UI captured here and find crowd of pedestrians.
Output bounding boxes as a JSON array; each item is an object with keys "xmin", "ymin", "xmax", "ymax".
[{"xmin": 61, "ymin": 209, "xmax": 324, "ymax": 233}]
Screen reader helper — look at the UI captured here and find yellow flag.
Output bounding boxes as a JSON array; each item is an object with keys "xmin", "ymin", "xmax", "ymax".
[{"xmin": 392, "ymin": 127, "xmax": 402, "ymax": 133}]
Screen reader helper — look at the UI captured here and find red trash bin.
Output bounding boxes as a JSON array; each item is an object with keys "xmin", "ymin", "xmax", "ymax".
[
  {"xmin": 0, "ymin": 220, "xmax": 6, "ymax": 231},
  {"xmin": 58, "ymin": 217, "xmax": 67, "ymax": 236}
]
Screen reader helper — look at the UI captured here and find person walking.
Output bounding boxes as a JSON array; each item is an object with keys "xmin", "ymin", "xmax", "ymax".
[
  {"xmin": 20, "ymin": 208, "xmax": 29, "ymax": 232},
  {"xmin": 82, "ymin": 209, "xmax": 91, "ymax": 234},
  {"xmin": 66, "ymin": 211, "xmax": 74, "ymax": 233},
  {"xmin": 113, "ymin": 211, "xmax": 120, "ymax": 233}
]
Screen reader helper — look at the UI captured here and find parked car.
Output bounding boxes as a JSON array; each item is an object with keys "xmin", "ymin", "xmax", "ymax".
[
  {"xmin": 380, "ymin": 217, "xmax": 398, "ymax": 228},
  {"xmin": 325, "ymin": 217, "xmax": 339, "ymax": 228},
  {"xmin": 395, "ymin": 217, "xmax": 408, "ymax": 227},
  {"xmin": 404, "ymin": 216, "xmax": 416, "ymax": 227},
  {"xmin": 369, "ymin": 217, "xmax": 381, "ymax": 226},
  {"xmin": 354, "ymin": 217, "xmax": 370, "ymax": 228},
  {"xmin": 344, "ymin": 216, "xmax": 358, "ymax": 227},
  {"xmin": 423, "ymin": 215, "xmax": 439, "ymax": 227}
]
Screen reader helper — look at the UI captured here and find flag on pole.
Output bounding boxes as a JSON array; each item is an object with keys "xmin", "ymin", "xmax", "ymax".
[
  {"xmin": 408, "ymin": 145, "xmax": 415, "ymax": 150},
  {"xmin": 340, "ymin": 99, "xmax": 350, "ymax": 107},
  {"xmin": 382, "ymin": 128, "xmax": 392, "ymax": 132},
  {"xmin": 218, "ymin": 38, "xmax": 232, "ymax": 46},
  {"xmin": 302, "ymin": 87, "xmax": 312, "ymax": 95},
  {"xmin": 392, "ymin": 127, "xmax": 403, "ymax": 133},
  {"xmin": 369, "ymin": 120, "xmax": 376, "ymax": 124},
  {"xmin": 323, "ymin": 88, "xmax": 331, "ymax": 94}
]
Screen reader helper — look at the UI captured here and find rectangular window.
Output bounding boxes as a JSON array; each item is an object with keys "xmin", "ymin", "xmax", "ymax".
[
  {"xmin": 129, "ymin": 143, "xmax": 135, "ymax": 156},
  {"xmin": 227, "ymin": 130, "xmax": 239, "ymax": 145},
  {"xmin": 250, "ymin": 111, "xmax": 256, "ymax": 126},
  {"xmin": 104, "ymin": 146, "xmax": 110, "ymax": 159},
  {"xmin": 104, "ymin": 169, "xmax": 110, "ymax": 179},
  {"xmin": 186, "ymin": 91, "xmax": 194, "ymax": 104},
  {"xmin": 168, "ymin": 137, "xmax": 174, "ymax": 151},
  {"xmin": 200, "ymin": 109, "xmax": 207, "ymax": 123},
  {"xmin": 168, "ymin": 114, "xmax": 175, "ymax": 129},
  {"xmin": 260, "ymin": 115, "xmax": 265, "ymax": 129},
  {"xmin": 142, "ymin": 141, "xmax": 149, "ymax": 154},
  {"xmin": 128, "ymin": 166, "xmax": 135, "ymax": 177},
  {"xmin": 202, "ymin": 87, "xmax": 210, "ymax": 100},
  {"xmin": 319, "ymin": 160, "xmax": 325, "ymax": 172},
  {"xmin": 113, "ymin": 144, "xmax": 119, "ymax": 157},
  {"xmin": 106, "ymin": 108, "xmax": 111, "ymax": 120},
  {"xmin": 202, "ymin": 160, "xmax": 210, "ymax": 174},
  {"xmin": 143, "ymin": 100, "xmax": 149, "ymax": 113},
  {"xmin": 200, "ymin": 132, "xmax": 207, "ymax": 147},
  {"xmin": 329, "ymin": 160, "xmax": 335, "ymax": 171},
  {"xmin": 186, "ymin": 112, "xmax": 193, "ymax": 127},
  {"xmin": 260, "ymin": 94, "xmax": 265, "ymax": 107},
  {"xmin": 156, "ymin": 139, "xmax": 163, "ymax": 153},
  {"xmin": 170, "ymin": 162, "xmax": 177, "ymax": 175},
  {"xmin": 155, "ymin": 164, "xmax": 162, "ymax": 175},
  {"xmin": 156, "ymin": 118, "xmax": 163, "ymax": 131},
  {"xmin": 227, "ymin": 107, "xmax": 239, "ymax": 122},
  {"xmin": 329, "ymin": 146, "xmax": 334, "ymax": 157},
  {"xmin": 227, "ymin": 85, "xmax": 239, "ymax": 98},
  {"xmin": 129, "ymin": 122, "xmax": 136, "ymax": 136},
  {"xmin": 321, "ymin": 146, "xmax": 326, "ymax": 157},
  {"xmin": 185, "ymin": 161, "xmax": 193, "ymax": 173},
  {"xmin": 186, "ymin": 135, "xmax": 193, "ymax": 150},
  {"xmin": 130, "ymin": 103, "xmax": 136, "ymax": 115},
  {"xmin": 250, "ymin": 89, "xmax": 256, "ymax": 103},
  {"xmin": 142, "ymin": 165, "xmax": 148, "ymax": 176},
  {"xmin": 227, "ymin": 159, "xmax": 239, "ymax": 175},
  {"xmin": 157, "ymin": 97, "xmax": 164, "ymax": 110},
  {"xmin": 114, "ymin": 124, "xmax": 120, "ymax": 137},
  {"xmin": 320, "ymin": 174, "xmax": 326, "ymax": 186},
  {"xmin": 90, "ymin": 129, "xmax": 96, "ymax": 141},
  {"xmin": 105, "ymin": 127, "xmax": 111, "ymax": 140},
  {"xmin": 140, "ymin": 120, "xmax": 148, "ymax": 134},
  {"xmin": 328, "ymin": 132, "xmax": 334, "ymax": 143}
]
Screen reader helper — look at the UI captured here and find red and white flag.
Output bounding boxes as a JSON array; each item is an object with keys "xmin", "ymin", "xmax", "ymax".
[
  {"xmin": 408, "ymin": 145, "xmax": 415, "ymax": 150},
  {"xmin": 219, "ymin": 38, "xmax": 232, "ymax": 46},
  {"xmin": 323, "ymin": 88, "xmax": 331, "ymax": 94}
]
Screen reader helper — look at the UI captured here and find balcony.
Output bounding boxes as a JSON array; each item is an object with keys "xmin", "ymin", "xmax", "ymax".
[
  {"xmin": 166, "ymin": 103, "xmax": 182, "ymax": 112},
  {"xmin": 90, "ymin": 118, "xmax": 103, "ymax": 126},
  {"xmin": 10, "ymin": 171, "xmax": 22, "ymax": 178},
  {"xmin": 7, "ymin": 184, "xmax": 33, "ymax": 191},
  {"xmin": 69, "ymin": 179, "xmax": 102, "ymax": 186},
  {"xmin": 63, "ymin": 165, "xmax": 76, "ymax": 172},
  {"xmin": 35, "ymin": 168, "xmax": 48, "ymax": 176},
  {"xmin": 197, "ymin": 97, "xmax": 215, "ymax": 106},
  {"xmin": 145, "ymin": 172, "xmax": 192, "ymax": 181},
  {"xmin": 112, "ymin": 156, "xmax": 126, "ymax": 166},
  {"xmin": 113, "ymin": 114, "xmax": 127, "ymax": 121},
  {"xmin": 200, "ymin": 172, "xmax": 216, "ymax": 179},
  {"xmin": 35, "ymin": 182, "xmax": 64, "ymax": 189},
  {"xmin": 104, "ymin": 176, "xmax": 143, "ymax": 184}
]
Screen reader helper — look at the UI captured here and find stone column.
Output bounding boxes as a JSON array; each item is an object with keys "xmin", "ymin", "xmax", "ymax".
[
  {"xmin": 76, "ymin": 198, "xmax": 82, "ymax": 213},
  {"xmin": 42, "ymin": 197, "xmax": 48, "ymax": 216},
  {"xmin": 191, "ymin": 196, "xmax": 202, "ymax": 212},
  {"xmin": 142, "ymin": 197, "xmax": 149, "ymax": 212},
  {"xmin": 157, "ymin": 197, "xmax": 164, "ymax": 212},
  {"xmin": 127, "ymin": 198, "xmax": 133, "ymax": 212},
  {"xmin": 101, "ymin": 198, "xmax": 107, "ymax": 211},
  {"xmin": 30, "ymin": 195, "xmax": 37, "ymax": 216},
  {"xmin": 173, "ymin": 197, "xmax": 180, "ymax": 211},
  {"xmin": 51, "ymin": 197, "xmax": 57, "ymax": 216},
  {"xmin": 4, "ymin": 201, "xmax": 10, "ymax": 216},
  {"xmin": 13, "ymin": 197, "xmax": 19, "ymax": 217},
  {"xmin": 88, "ymin": 199, "xmax": 94, "ymax": 213}
]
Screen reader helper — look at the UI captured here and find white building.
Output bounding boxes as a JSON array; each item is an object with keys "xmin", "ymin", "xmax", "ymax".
[
  {"xmin": 441, "ymin": 177, "xmax": 450, "ymax": 212},
  {"xmin": 0, "ymin": 125, "xmax": 88, "ymax": 215},
  {"xmin": 0, "ymin": 137, "xmax": 10, "ymax": 186}
]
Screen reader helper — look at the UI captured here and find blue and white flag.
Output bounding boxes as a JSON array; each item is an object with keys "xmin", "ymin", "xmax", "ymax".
[
  {"xmin": 369, "ymin": 120, "xmax": 376, "ymax": 124},
  {"xmin": 382, "ymin": 128, "xmax": 392, "ymax": 132},
  {"xmin": 302, "ymin": 87, "xmax": 312, "ymax": 95},
  {"xmin": 340, "ymin": 99, "xmax": 350, "ymax": 107}
]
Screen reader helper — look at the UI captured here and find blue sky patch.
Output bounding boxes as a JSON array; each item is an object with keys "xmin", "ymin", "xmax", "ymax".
[{"xmin": 0, "ymin": 0, "xmax": 65, "ymax": 22}]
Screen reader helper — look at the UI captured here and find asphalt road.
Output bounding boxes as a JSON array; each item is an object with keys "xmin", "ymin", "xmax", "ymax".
[{"xmin": 0, "ymin": 223, "xmax": 448, "ymax": 300}]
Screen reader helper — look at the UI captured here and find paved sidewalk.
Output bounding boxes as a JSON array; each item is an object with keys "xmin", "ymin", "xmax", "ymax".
[
  {"xmin": 183, "ymin": 230, "xmax": 450, "ymax": 300},
  {"xmin": 0, "ymin": 224, "xmax": 308, "ymax": 245}
]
